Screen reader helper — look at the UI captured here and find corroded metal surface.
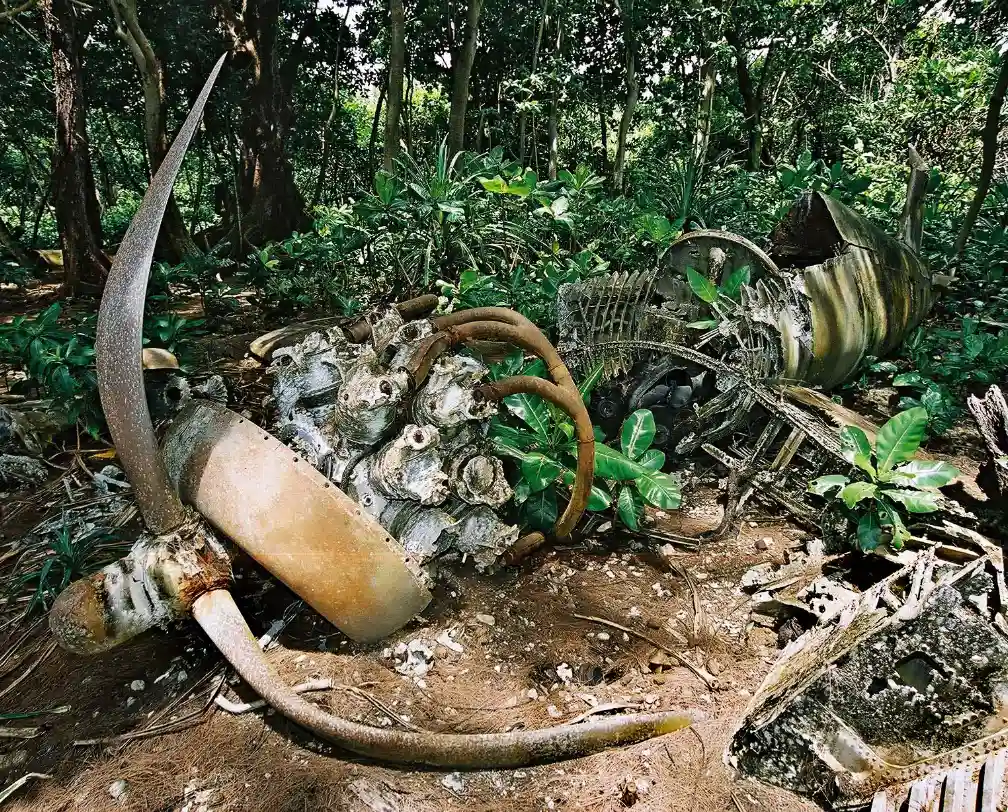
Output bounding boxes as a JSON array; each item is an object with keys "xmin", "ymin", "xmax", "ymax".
[
  {"xmin": 162, "ymin": 399, "xmax": 431, "ymax": 642},
  {"xmin": 94, "ymin": 54, "xmax": 227, "ymax": 534},
  {"xmin": 728, "ymin": 536, "xmax": 1008, "ymax": 808}
]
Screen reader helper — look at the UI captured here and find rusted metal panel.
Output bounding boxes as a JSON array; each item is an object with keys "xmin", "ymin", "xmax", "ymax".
[{"xmin": 162, "ymin": 399, "xmax": 431, "ymax": 642}]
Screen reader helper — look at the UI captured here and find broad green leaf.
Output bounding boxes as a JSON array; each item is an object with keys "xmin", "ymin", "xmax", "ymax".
[
  {"xmin": 720, "ymin": 265, "xmax": 750, "ymax": 300},
  {"xmin": 638, "ymin": 448, "xmax": 665, "ymax": 472},
  {"xmin": 876, "ymin": 407, "xmax": 929, "ymax": 478},
  {"xmin": 885, "ymin": 488, "xmax": 940, "ymax": 513},
  {"xmin": 686, "ymin": 268, "xmax": 718, "ymax": 304},
  {"xmin": 892, "ymin": 371, "xmax": 928, "ymax": 388},
  {"xmin": 840, "ymin": 481, "xmax": 877, "ymax": 508},
  {"xmin": 594, "ymin": 443, "xmax": 645, "ymax": 481},
  {"xmin": 616, "ymin": 486, "xmax": 642, "ymax": 530},
  {"xmin": 877, "ymin": 499, "xmax": 910, "ymax": 549},
  {"xmin": 479, "ymin": 176, "xmax": 508, "ymax": 194},
  {"xmin": 839, "ymin": 426, "xmax": 875, "ymax": 478},
  {"xmin": 521, "ymin": 452, "xmax": 563, "ymax": 493},
  {"xmin": 592, "ymin": 425, "xmax": 606, "ymax": 442},
  {"xmin": 857, "ymin": 510, "xmax": 883, "ymax": 552},
  {"xmin": 636, "ymin": 471, "xmax": 682, "ymax": 510},
  {"xmin": 522, "ymin": 487, "xmax": 558, "ymax": 530},
  {"xmin": 621, "ymin": 409, "xmax": 656, "ymax": 460},
  {"xmin": 889, "ymin": 460, "xmax": 959, "ymax": 489},
  {"xmin": 503, "ymin": 392, "xmax": 550, "ymax": 442},
  {"xmin": 562, "ymin": 469, "xmax": 613, "ymax": 511},
  {"xmin": 578, "ymin": 361, "xmax": 605, "ymax": 404},
  {"xmin": 808, "ymin": 474, "xmax": 849, "ymax": 496}
]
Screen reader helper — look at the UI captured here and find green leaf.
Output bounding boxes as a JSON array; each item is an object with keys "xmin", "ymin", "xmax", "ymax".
[
  {"xmin": 686, "ymin": 319, "xmax": 720, "ymax": 330},
  {"xmin": 719, "ymin": 265, "xmax": 750, "ymax": 300},
  {"xmin": 636, "ymin": 471, "xmax": 682, "ymax": 510},
  {"xmin": 594, "ymin": 443, "xmax": 645, "ymax": 481},
  {"xmin": 686, "ymin": 268, "xmax": 718, "ymax": 304},
  {"xmin": 520, "ymin": 452, "xmax": 563, "ymax": 493},
  {"xmin": 840, "ymin": 481, "xmax": 877, "ymax": 508},
  {"xmin": 857, "ymin": 510, "xmax": 883, "ymax": 552},
  {"xmin": 564, "ymin": 469, "xmax": 615, "ymax": 511},
  {"xmin": 889, "ymin": 460, "xmax": 959, "ymax": 489},
  {"xmin": 839, "ymin": 426, "xmax": 875, "ymax": 478},
  {"xmin": 578, "ymin": 361, "xmax": 605, "ymax": 404},
  {"xmin": 877, "ymin": 499, "xmax": 910, "ymax": 549},
  {"xmin": 876, "ymin": 407, "xmax": 929, "ymax": 478},
  {"xmin": 637, "ymin": 448, "xmax": 665, "ymax": 472},
  {"xmin": 616, "ymin": 486, "xmax": 642, "ymax": 530},
  {"xmin": 892, "ymin": 371, "xmax": 929, "ymax": 389},
  {"xmin": 522, "ymin": 486, "xmax": 558, "ymax": 530},
  {"xmin": 885, "ymin": 488, "xmax": 940, "ymax": 513},
  {"xmin": 808, "ymin": 474, "xmax": 849, "ymax": 496},
  {"xmin": 620, "ymin": 409, "xmax": 656, "ymax": 460},
  {"xmin": 503, "ymin": 392, "xmax": 550, "ymax": 442},
  {"xmin": 479, "ymin": 176, "xmax": 508, "ymax": 194}
]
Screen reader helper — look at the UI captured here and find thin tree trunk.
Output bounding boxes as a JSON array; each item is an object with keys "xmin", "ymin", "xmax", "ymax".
[
  {"xmin": 598, "ymin": 95, "xmax": 608, "ymax": 176},
  {"xmin": 41, "ymin": 0, "xmax": 109, "ymax": 294},
  {"xmin": 518, "ymin": 0, "xmax": 549, "ymax": 166},
  {"xmin": 0, "ymin": 214, "xmax": 35, "ymax": 268},
  {"xmin": 727, "ymin": 29, "xmax": 761, "ymax": 170},
  {"xmin": 383, "ymin": 0, "xmax": 405, "ymax": 171},
  {"xmin": 955, "ymin": 53, "xmax": 1008, "ymax": 257},
  {"xmin": 403, "ymin": 62, "xmax": 414, "ymax": 154},
  {"xmin": 109, "ymin": 0, "xmax": 198, "ymax": 259},
  {"xmin": 692, "ymin": 48, "xmax": 716, "ymax": 171},
  {"xmin": 216, "ymin": 0, "xmax": 310, "ymax": 247},
  {"xmin": 547, "ymin": 27, "xmax": 561, "ymax": 180},
  {"xmin": 369, "ymin": 80, "xmax": 387, "ymax": 177},
  {"xmin": 612, "ymin": 0, "xmax": 637, "ymax": 191},
  {"xmin": 190, "ymin": 148, "xmax": 206, "ymax": 234},
  {"xmin": 447, "ymin": 0, "xmax": 483, "ymax": 155},
  {"xmin": 30, "ymin": 174, "xmax": 52, "ymax": 247}
]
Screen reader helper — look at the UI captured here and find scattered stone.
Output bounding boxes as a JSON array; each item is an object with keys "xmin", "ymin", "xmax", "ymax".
[
  {"xmin": 596, "ymin": 632, "xmax": 610, "ymax": 642},
  {"xmin": 393, "ymin": 639, "xmax": 434, "ymax": 678},
  {"xmin": 527, "ymin": 688, "xmax": 539, "ymax": 700},
  {"xmin": 475, "ymin": 613, "xmax": 495, "ymax": 626},
  {"xmin": 619, "ymin": 775, "xmax": 651, "ymax": 806},
  {"xmin": 108, "ymin": 779, "xmax": 128, "ymax": 801},
  {"xmin": 627, "ymin": 606, "xmax": 642, "ymax": 618},
  {"xmin": 556, "ymin": 663, "xmax": 574, "ymax": 683},
  {"xmin": 547, "ymin": 704, "xmax": 563, "ymax": 718},
  {"xmin": 643, "ymin": 693, "xmax": 659, "ymax": 705},
  {"xmin": 435, "ymin": 630, "xmax": 464, "ymax": 653},
  {"xmin": 756, "ymin": 537, "xmax": 773, "ymax": 551},
  {"xmin": 129, "ymin": 680, "xmax": 145, "ymax": 692},
  {"xmin": 441, "ymin": 772, "xmax": 465, "ymax": 794},
  {"xmin": 706, "ymin": 656, "xmax": 724, "ymax": 676}
]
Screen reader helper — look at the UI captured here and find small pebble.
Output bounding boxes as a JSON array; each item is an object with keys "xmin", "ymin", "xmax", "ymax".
[
  {"xmin": 596, "ymin": 632, "xmax": 610, "ymax": 642},
  {"xmin": 129, "ymin": 680, "xmax": 145, "ymax": 692},
  {"xmin": 756, "ymin": 537, "xmax": 773, "ymax": 551},
  {"xmin": 475, "ymin": 613, "xmax": 495, "ymax": 626},
  {"xmin": 108, "ymin": 779, "xmax": 128, "ymax": 800}
]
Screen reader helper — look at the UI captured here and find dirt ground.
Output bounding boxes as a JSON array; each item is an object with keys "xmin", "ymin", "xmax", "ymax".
[{"xmin": 0, "ymin": 495, "xmax": 821, "ymax": 812}]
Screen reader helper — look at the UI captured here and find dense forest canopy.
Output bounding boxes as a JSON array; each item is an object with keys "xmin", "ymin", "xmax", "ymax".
[{"xmin": 0, "ymin": 0, "xmax": 1005, "ymax": 436}]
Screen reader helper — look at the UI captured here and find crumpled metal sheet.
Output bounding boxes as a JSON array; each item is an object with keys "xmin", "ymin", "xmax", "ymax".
[{"xmin": 727, "ymin": 534, "xmax": 1008, "ymax": 809}]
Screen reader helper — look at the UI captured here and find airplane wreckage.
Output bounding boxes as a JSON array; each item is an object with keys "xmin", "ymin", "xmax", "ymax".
[{"xmin": 1, "ymin": 57, "xmax": 1001, "ymax": 806}]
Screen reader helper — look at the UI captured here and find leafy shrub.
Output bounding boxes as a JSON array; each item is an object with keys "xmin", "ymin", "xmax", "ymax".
[{"xmin": 809, "ymin": 407, "xmax": 958, "ymax": 552}]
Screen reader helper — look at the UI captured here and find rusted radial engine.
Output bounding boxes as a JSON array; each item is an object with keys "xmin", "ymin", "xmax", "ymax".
[{"xmin": 46, "ymin": 57, "xmax": 691, "ymax": 767}]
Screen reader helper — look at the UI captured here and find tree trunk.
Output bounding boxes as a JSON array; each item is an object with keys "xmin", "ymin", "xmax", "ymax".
[
  {"xmin": 899, "ymin": 144, "xmax": 928, "ymax": 253},
  {"xmin": 518, "ymin": 0, "xmax": 549, "ymax": 166},
  {"xmin": 41, "ymin": 0, "xmax": 109, "ymax": 294},
  {"xmin": 217, "ymin": 0, "xmax": 309, "ymax": 248},
  {"xmin": 955, "ymin": 53, "xmax": 1008, "ymax": 257},
  {"xmin": 0, "ymin": 214, "xmax": 36, "ymax": 268},
  {"xmin": 383, "ymin": 0, "xmax": 405, "ymax": 172},
  {"xmin": 612, "ymin": 0, "xmax": 637, "ymax": 191},
  {"xmin": 311, "ymin": 4, "xmax": 350, "ymax": 207},
  {"xmin": 110, "ymin": 0, "xmax": 199, "ymax": 260},
  {"xmin": 692, "ymin": 49, "xmax": 716, "ymax": 171},
  {"xmin": 447, "ymin": 0, "xmax": 483, "ymax": 155},
  {"xmin": 547, "ymin": 27, "xmax": 561, "ymax": 180},
  {"xmin": 369, "ymin": 80, "xmax": 387, "ymax": 177}
]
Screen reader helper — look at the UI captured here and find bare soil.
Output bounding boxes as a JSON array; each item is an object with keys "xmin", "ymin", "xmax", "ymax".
[{"xmin": 1, "ymin": 500, "xmax": 820, "ymax": 812}]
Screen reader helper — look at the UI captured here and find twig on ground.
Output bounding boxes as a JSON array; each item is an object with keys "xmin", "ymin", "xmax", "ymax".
[
  {"xmin": 572, "ymin": 613, "xmax": 720, "ymax": 690},
  {"xmin": 0, "ymin": 640, "xmax": 56, "ymax": 702},
  {"xmin": 0, "ymin": 725, "xmax": 39, "ymax": 739},
  {"xmin": 0, "ymin": 773, "xmax": 51, "ymax": 805},
  {"xmin": 566, "ymin": 701, "xmax": 641, "ymax": 725},
  {"xmin": 215, "ymin": 678, "xmax": 333, "ymax": 714}
]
